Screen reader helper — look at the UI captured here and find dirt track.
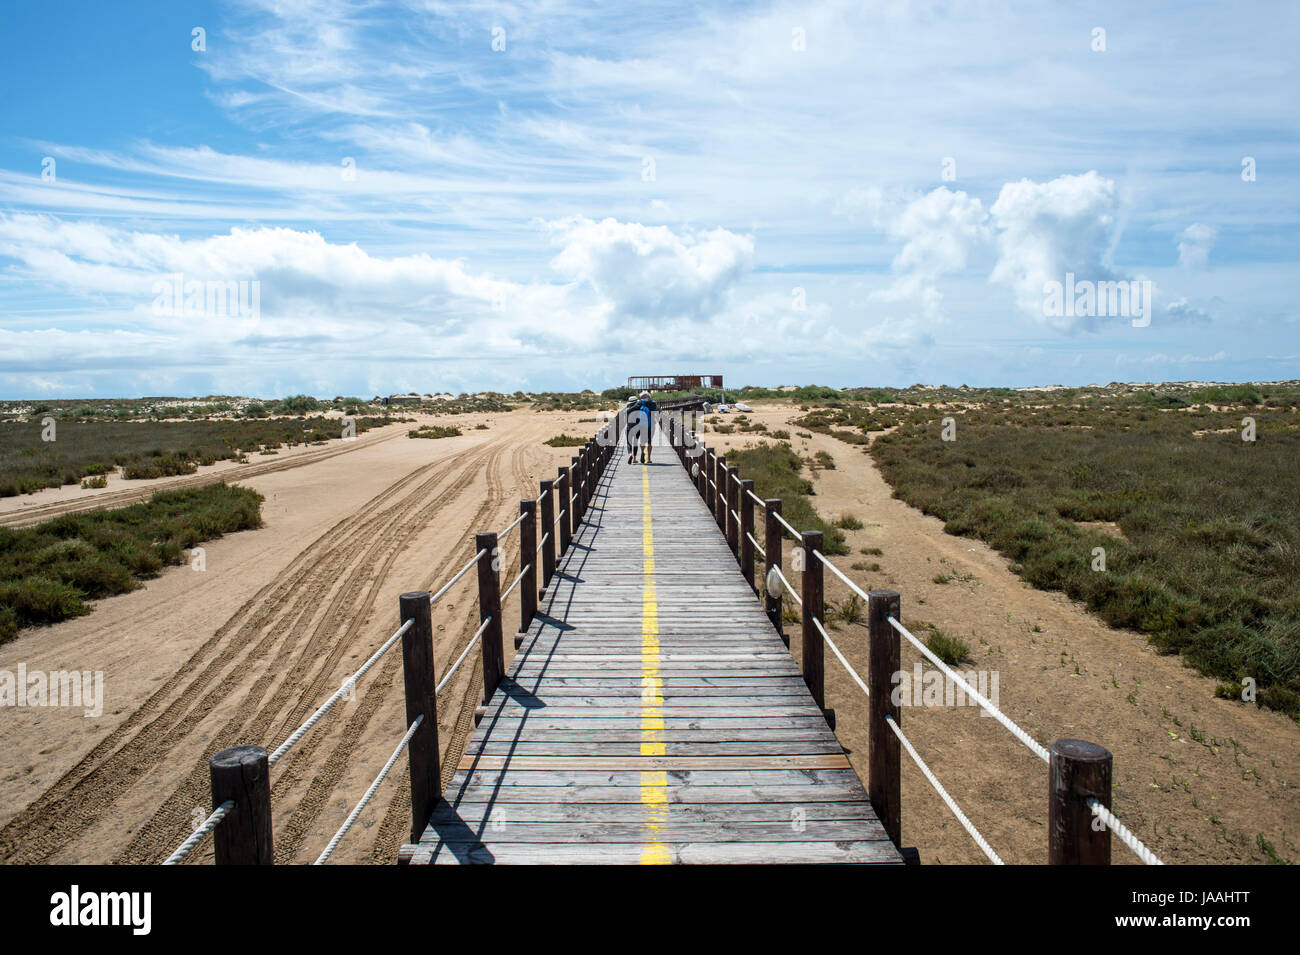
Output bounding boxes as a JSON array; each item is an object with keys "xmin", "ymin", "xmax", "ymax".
[{"xmin": 0, "ymin": 408, "xmax": 597, "ymax": 864}]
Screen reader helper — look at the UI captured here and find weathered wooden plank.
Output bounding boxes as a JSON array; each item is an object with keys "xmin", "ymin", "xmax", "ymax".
[{"xmin": 404, "ymin": 841, "xmax": 899, "ymax": 865}]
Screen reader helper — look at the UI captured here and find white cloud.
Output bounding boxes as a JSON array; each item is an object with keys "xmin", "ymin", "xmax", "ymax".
[
  {"xmin": 546, "ymin": 217, "xmax": 754, "ymax": 323},
  {"xmin": 1177, "ymin": 223, "xmax": 1217, "ymax": 269},
  {"xmin": 988, "ymin": 171, "xmax": 1120, "ymax": 328}
]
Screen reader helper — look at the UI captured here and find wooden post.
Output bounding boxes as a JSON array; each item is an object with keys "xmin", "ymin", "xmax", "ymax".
[
  {"xmin": 714, "ymin": 455, "xmax": 727, "ymax": 532},
  {"xmin": 696, "ymin": 446, "xmax": 706, "ymax": 499},
  {"xmin": 868, "ymin": 589, "xmax": 902, "ymax": 850},
  {"xmin": 539, "ymin": 479, "xmax": 555, "ymax": 593},
  {"xmin": 574, "ymin": 462, "xmax": 585, "ymax": 537},
  {"xmin": 556, "ymin": 467, "xmax": 571, "ymax": 554},
  {"xmin": 725, "ymin": 465, "xmax": 740, "ymax": 556},
  {"xmin": 1049, "ymin": 739, "xmax": 1113, "ymax": 865},
  {"xmin": 475, "ymin": 532, "xmax": 505, "ymax": 704},
  {"xmin": 764, "ymin": 499, "xmax": 785, "ymax": 645},
  {"xmin": 210, "ymin": 745, "xmax": 273, "ymax": 865},
  {"xmin": 518, "ymin": 500, "xmax": 537, "ymax": 636},
  {"xmin": 704, "ymin": 448, "xmax": 715, "ymax": 513},
  {"xmin": 399, "ymin": 591, "xmax": 440, "ymax": 842},
  {"xmin": 800, "ymin": 530, "xmax": 825, "ymax": 709},
  {"xmin": 739, "ymin": 479, "xmax": 756, "ymax": 592}
]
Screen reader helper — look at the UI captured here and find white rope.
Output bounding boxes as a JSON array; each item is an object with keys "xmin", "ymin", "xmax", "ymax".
[
  {"xmin": 774, "ymin": 510, "xmax": 802, "ymax": 541},
  {"xmin": 772, "ymin": 564, "xmax": 801, "ymax": 606},
  {"xmin": 814, "ymin": 548, "xmax": 867, "ymax": 599},
  {"xmin": 731, "ymin": 508, "xmax": 741, "ymax": 523},
  {"xmin": 555, "ymin": 508, "xmax": 567, "ymax": 526},
  {"xmin": 536, "ymin": 531, "xmax": 550, "ymax": 555},
  {"xmin": 1088, "ymin": 798, "xmax": 1165, "ymax": 865},
  {"xmin": 497, "ymin": 511, "xmax": 526, "ymax": 540},
  {"xmin": 746, "ymin": 488, "xmax": 765, "ymax": 508},
  {"xmin": 730, "ymin": 471, "xmax": 742, "ymax": 486},
  {"xmin": 501, "ymin": 564, "xmax": 530, "ymax": 602},
  {"xmin": 161, "ymin": 800, "xmax": 234, "ymax": 865},
  {"xmin": 747, "ymin": 532, "xmax": 766, "ymax": 558},
  {"xmin": 886, "ymin": 716, "xmax": 1004, "ymax": 865},
  {"xmin": 268, "ymin": 617, "xmax": 414, "ymax": 768},
  {"xmin": 430, "ymin": 549, "xmax": 486, "ymax": 605},
  {"xmin": 811, "ymin": 617, "xmax": 869, "ymax": 698},
  {"xmin": 314, "ymin": 715, "xmax": 424, "ymax": 865},
  {"xmin": 805, "ymin": 553, "xmax": 1160, "ymax": 865},
  {"xmin": 437, "ymin": 616, "xmax": 490, "ymax": 695},
  {"xmin": 887, "ymin": 615, "xmax": 1052, "ymax": 765}
]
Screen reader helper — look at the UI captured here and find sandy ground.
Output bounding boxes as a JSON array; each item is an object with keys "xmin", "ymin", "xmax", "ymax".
[
  {"xmin": 695, "ymin": 403, "xmax": 1299, "ymax": 865},
  {"xmin": 2, "ymin": 401, "xmax": 1295, "ymax": 865},
  {"xmin": 0, "ymin": 407, "xmax": 606, "ymax": 864}
]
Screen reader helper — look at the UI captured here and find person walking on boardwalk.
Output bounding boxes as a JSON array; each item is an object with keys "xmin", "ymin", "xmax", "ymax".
[
  {"xmin": 638, "ymin": 390, "xmax": 657, "ymax": 464},
  {"xmin": 625, "ymin": 396, "xmax": 642, "ymax": 465}
]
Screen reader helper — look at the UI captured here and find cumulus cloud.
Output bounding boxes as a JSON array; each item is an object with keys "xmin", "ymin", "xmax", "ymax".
[
  {"xmin": 545, "ymin": 217, "xmax": 753, "ymax": 323},
  {"xmin": 987, "ymin": 170, "xmax": 1119, "ymax": 329},
  {"xmin": 869, "ymin": 187, "xmax": 991, "ymax": 319},
  {"xmin": 1176, "ymin": 223, "xmax": 1217, "ymax": 269}
]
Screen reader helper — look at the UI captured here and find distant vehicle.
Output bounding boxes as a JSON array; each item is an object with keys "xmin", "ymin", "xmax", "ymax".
[{"xmin": 734, "ymin": 402, "xmax": 753, "ymax": 413}]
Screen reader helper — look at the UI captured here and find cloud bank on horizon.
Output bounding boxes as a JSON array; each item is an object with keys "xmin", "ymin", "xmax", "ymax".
[{"xmin": 0, "ymin": 0, "xmax": 1296, "ymax": 398}]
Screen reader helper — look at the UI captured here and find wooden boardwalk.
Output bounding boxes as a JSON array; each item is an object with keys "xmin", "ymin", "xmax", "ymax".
[{"xmin": 401, "ymin": 452, "xmax": 901, "ymax": 864}]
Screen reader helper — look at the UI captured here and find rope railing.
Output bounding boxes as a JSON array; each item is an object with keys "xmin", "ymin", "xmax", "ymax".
[
  {"xmin": 773, "ymin": 510, "xmax": 802, "ymax": 542},
  {"xmin": 162, "ymin": 800, "xmax": 235, "ymax": 866},
  {"xmin": 886, "ymin": 716, "xmax": 1004, "ymax": 865},
  {"xmin": 430, "ymin": 548, "xmax": 487, "ymax": 605},
  {"xmin": 438, "ymin": 616, "xmax": 491, "ymax": 696},
  {"xmin": 496, "ymin": 511, "xmax": 526, "ymax": 540},
  {"xmin": 501, "ymin": 563, "xmax": 530, "ymax": 602},
  {"xmin": 678, "ymin": 426, "xmax": 1162, "ymax": 866},
  {"xmin": 268, "ymin": 616, "xmax": 414, "ymax": 768},
  {"xmin": 314, "ymin": 715, "xmax": 424, "ymax": 865},
  {"xmin": 160, "ymin": 421, "xmax": 615, "ymax": 866}
]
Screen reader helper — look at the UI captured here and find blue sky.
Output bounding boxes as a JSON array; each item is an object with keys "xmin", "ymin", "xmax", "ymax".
[{"xmin": 0, "ymin": 0, "xmax": 1297, "ymax": 398}]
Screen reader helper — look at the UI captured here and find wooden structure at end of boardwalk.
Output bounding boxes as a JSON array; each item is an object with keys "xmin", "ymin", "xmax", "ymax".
[{"xmin": 401, "ymin": 439, "xmax": 899, "ymax": 864}]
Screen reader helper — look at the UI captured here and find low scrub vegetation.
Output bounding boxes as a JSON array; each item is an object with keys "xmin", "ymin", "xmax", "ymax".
[
  {"xmin": 871, "ymin": 387, "xmax": 1300, "ymax": 715},
  {"xmin": 0, "ymin": 483, "xmax": 264, "ymax": 643},
  {"xmin": 0, "ymin": 416, "xmax": 392, "ymax": 497},
  {"xmin": 408, "ymin": 425, "xmax": 462, "ymax": 439},
  {"xmin": 544, "ymin": 433, "xmax": 589, "ymax": 447},
  {"xmin": 721, "ymin": 443, "xmax": 849, "ymax": 555}
]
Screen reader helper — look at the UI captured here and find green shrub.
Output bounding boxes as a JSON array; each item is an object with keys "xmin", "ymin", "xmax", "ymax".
[{"xmin": 925, "ymin": 628, "xmax": 971, "ymax": 665}]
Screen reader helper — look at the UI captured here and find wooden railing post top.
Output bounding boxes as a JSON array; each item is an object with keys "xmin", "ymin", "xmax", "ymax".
[
  {"xmin": 211, "ymin": 743, "xmax": 267, "ymax": 769},
  {"xmin": 476, "ymin": 530, "xmax": 498, "ymax": 548},
  {"xmin": 541, "ymin": 478, "xmax": 553, "ymax": 488},
  {"xmin": 868, "ymin": 588, "xmax": 900, "ymax": 601},
  {"xmin": 1051, "ymin": 738, "xmax": 1112, "ymax": 763},
  {"xmin": 400, "ymin": 590, "xmax": 432, "ymax": 603}
]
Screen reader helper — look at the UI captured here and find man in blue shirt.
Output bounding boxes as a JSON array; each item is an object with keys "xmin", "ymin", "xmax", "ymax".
[{"xmin": 637, "ymin": 390, "xmax": 657, "ymax": 464}]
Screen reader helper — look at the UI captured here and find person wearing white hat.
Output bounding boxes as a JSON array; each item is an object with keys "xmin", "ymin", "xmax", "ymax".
[{"xmin": 637, "ymin": 390, "xmax": 657, "ymax": 464}]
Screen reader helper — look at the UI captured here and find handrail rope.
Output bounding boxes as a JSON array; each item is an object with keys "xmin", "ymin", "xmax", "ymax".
[
  {"xmin": 886, "ymin": 614, "xmax": 1052, "ymax": 765},
  {"xmin": 501, "ymin": 563, "xmax": 531, "ymax": 602},
  {"xmin": 773, "ymin": 510, "xmax": 802, "ymax": 542},
  {"xmin": 436, "ymin": 616, "xmax": 490, "ymax": 696},
  {"xmin": 161, "ymin": 800, "xmax": 234, "ymax": 865},
  {"xmin": 430, "ymin": 548, "xmax": 487, "ymax": 605},
  {"xmin": 731, "ymin": 508, "xmax": 741, "ymax": 523},
  {"xmin": 808, "ymin": 551, "xmax": 1162, "ymax": 865},
  {"xmin": 1088, "ymin": 798, "xmax": 1165, "ymax": 865},
  {"xmin": 267, "ymin": 617, "xmax": 414, "ymax": 768},
  {"xmin": 747, "ymin": 532, "xmax": 766, "ymax": 558},
  {"xmin": 536, "ymin": 531, "xmax": 550, "ymax": 555},
  {"xmin": 811, "ymin": 617, "xmax": 869, "ymax": 698},
  {"xmin": 554, "ymin": 508, "xmax": 567, "ymax": 526},
  {"xmin": 771, "ymin": 564, "xmax": 801, "ymax": 606},
  {"xmin": 496, "ymin": 511, "xmax": 526, "ymax": 540},
  {"xmin": 811, "ymin": 547, "xmax": 1050, "ymax": 762},
  {"xmin": 746, "ymin": 488, "xmax": 765, "ymax": 507},
  {"xmin": 314, "ymin": 714, "xmax": 424, "ymax": 865},
  {"xmin": 730, "ymin": 471, "xmax": 742, "ymax": 486},
  {"xmin": 885, "ymin": 715, "xmax": 1005, "ymax": 865}
]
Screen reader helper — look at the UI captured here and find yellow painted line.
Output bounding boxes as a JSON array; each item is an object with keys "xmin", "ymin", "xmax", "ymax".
[{"xmin": 640, "ymin": 463, "xmax": 671, "ymax": 865}]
